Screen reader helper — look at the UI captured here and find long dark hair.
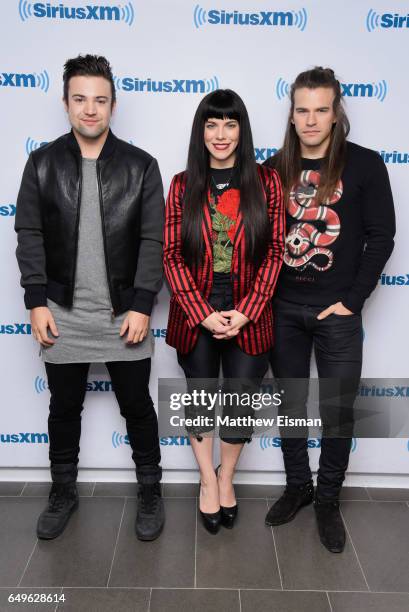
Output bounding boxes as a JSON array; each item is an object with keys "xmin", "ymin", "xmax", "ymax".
[
  {"xmin": 182, "ymin": 89, "xmax": 270, "ymax": 269},
  {"xmin": 274, "ymin": 67, "xmax": 350, "ymax": 204}
]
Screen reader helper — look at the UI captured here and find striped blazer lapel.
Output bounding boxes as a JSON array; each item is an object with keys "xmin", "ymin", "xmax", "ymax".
[
  {"xmin": 202, "ymin": 201, "xmax": 213, "ymax": 262},
  {"xmin": 232, "ymin": 210, "xmax": 245, "ymax": 264}
]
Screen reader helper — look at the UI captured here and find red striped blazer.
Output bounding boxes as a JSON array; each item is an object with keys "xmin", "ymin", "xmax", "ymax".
[{"xmin": 164, "ymin": 165, "xmax": 285, "ymax": 355}]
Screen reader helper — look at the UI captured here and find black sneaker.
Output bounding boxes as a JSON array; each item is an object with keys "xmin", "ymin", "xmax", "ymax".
[
  {"xmin": 314, "ymin": 498, "xmax": 346, "ymax": 553},
  {"xmin": 36, "ymin": 482, "xmax": 79, "ymax": 540},
  {"xmin": 265, "ymin": 481, "xmax": 314, "ymax": 526},
  {"xmin": 135, "ymin": 483, "xmax": 165, "ymax": 541}
]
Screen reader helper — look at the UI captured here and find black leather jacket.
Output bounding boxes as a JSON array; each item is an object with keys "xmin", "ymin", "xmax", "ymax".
[{"xmin": 15, "ymin": 130, "xmax": 164, "ymax": 315}]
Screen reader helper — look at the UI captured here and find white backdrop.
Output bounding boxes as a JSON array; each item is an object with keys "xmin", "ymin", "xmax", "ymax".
[{"xmin": 0, "ymin": 0, "xmax": 408, "ymax": 480}]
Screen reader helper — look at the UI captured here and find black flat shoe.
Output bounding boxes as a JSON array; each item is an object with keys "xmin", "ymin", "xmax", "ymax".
[
  {"xmin": 199, "ymin": 481, "xmax": 221, "ymax": 534},
  {"xmin": 216, "ymin": 465, "xmax": 238, "ymax": 529}
]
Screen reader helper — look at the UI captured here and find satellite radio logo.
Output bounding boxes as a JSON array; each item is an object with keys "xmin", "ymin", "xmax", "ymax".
[
  {"xmin": 18, "ymin": 1, "xmax": 135, "ymax": 25},
  {"xmin": 35, "ymin": 375, "xmax": 114, "ymax": 393},
  {"xmin": 0, "ymin": 323, "xmax": 31, "ymax": 335},
  {"xmin": 193, "ymin": 5, "xmax": 307, "ymax": 30},
  {"xmin": 0, "ymin": 204, "xmax": 16, "ymax": 217},
  {"xmin": 379, "ymin": 150, "xmax": 409, "ymax": 165},
  {"xmin": 379, "ymin": 273, "xmax": 409, "ymax": 287},
  {"xmin": 276, "ymin": 77, "xmax": 388, "ymax": 101},
  {"xmin": 112, "ymin": 432, "xmax": 191, "ymax": 448},
  {"xmin": 112, "ymin": 431, "xmax": 129, "ymax": 448},
  {"xmin": 254, "ymin": 147, "xmax": 278, "ymax": 162},
  {"xmin": 34, "ymin": 376, "xmax": 48, "ymax": 394},
  {"xmin": 26, "ymin": 137, "xmax": 48, "ymax": 155},
  {"xmin": 113, "ymin": 74, "xmax": 220, "ymax": 94},
  {"xmin": 25, "ymin": 137, "xmax": 136, "ymax": 155},
  {"xmin": 366, "ymin": 9, "xmax": 409, "ymax": 31},
  {"xmin": 1, "ymin": 432, "xmax": 48, "ymax": 444},
  {"xmin": 151, "ymin": 328, "xmax": 167, "ymax": 338},
  {"xmin": 260, "ymin": 435, "xmax": 357, "ymax": 452},
  {"xmin": 0, "ymin": 70, "xmax": 50, "ymax": 92}
]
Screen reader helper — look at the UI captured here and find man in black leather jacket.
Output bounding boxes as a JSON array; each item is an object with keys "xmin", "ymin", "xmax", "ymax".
[{"xmin": 15, "ymin": 55, "xmax": 165, "ymax": 541}]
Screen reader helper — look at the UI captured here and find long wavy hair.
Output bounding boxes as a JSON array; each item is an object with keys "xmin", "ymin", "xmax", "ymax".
[
  {"xmin": 274, "ymin": 67, "xmax": 350, "ymax": 204},
  {"xmin": 182, "ymin": 89, "xmax": 270, "ymax": 270}
]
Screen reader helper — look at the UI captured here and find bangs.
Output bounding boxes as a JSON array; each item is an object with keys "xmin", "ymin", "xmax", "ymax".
[{"xmin": 201, "ymin": 90, "xmax": 242, "ymax": 122}]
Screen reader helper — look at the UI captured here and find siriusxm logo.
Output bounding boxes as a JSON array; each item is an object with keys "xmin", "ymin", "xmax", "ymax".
[
  {"xmin": 112, "ymin": 432, "xmax": 192, "ymax": 448},
  {"xmin": 18, "ymin": 1, "xmax": 135, "ymax": 25},
  {"xmin": 0, "ymin": 432, "xmax": 48, "ymax": 444},
  {"xmin": 0, "ymin": 70, "xmax": 49, "ymax": 92},
  {"xmin": 379, "ymin": 273, "xmax": 409, "ymax": 286},
  {"xmin": 160, "ymin": 436, "xmax": 191, "ymax": 446},
  {"xmin": 260, "ymin": 435, "xmax": 357, "ymax": 452},
  {"xmin": 193, "ymin": 5, "xmax": 307, "ymax": 30},
  {"xmin": 276, "ymin": 77, "xmax": 388, "ymax": 102},
  {"xmin": 0, "ymin": 323, "xmax": 31, "ymax": 335},
  {"xmin": 35, "ymin": 376, "xmax": 113, "ymax": 393},
  {"xmin": 26, "ymin": 137, "xmax": 48, "ymax": 155},
  {"xmin": 254, "ymin": 147, "xmax": 278, "ymax": 161},
  {"xmin": 26, "ymin": 137, "xmax": 135, "ymax": 155},
  {"xmin": 0, "ymin": 204, "xmax": 16, "ymax": 217},
  {"xmin": 358, "ymin": 384, "xmax": 409, "ymax": 398},
  {"xmin": 151, "ymin": 328, "xmax": 167, "ymax": 338},
  {"xmin": 379, "ymin": 150, "xmax": 409, "ymax": 165},
  {"xmin": 113, "ymin": 75, "xmax": 220, "ymax": 94},
  {"xmin": 112, "ymin": 431, "xmax": 129, "ymax": 448},
  {"xmin": 366, "ymin": 9, "xmax": 409, "ymax": 31}
]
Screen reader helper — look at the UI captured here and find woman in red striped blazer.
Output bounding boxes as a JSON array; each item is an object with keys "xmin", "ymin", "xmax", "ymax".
[{"xmin": 164, "ymin": 90, "xmax": 285, "ymax": 534}]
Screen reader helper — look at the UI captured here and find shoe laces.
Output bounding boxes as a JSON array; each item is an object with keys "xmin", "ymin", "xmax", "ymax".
[
  {"xmin": 48, "ymin": 484, "xmax": 71, "ymax": 512},
  {"xmin": 138, "ymin": 484, "xmax": 160, "ymax": 514}
]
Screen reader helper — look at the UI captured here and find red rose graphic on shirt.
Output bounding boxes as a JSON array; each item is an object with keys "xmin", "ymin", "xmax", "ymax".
[{"xmin": 216, "ymin": 188, "xmax": 240, "ymax": 220}]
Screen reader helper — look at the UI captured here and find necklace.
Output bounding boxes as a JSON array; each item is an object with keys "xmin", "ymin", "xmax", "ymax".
[{"xmin": 210, "ymin": 167, "xmax": 235, "ymax": 192}]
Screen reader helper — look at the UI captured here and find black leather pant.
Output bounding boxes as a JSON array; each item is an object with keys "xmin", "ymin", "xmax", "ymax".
[
  {"xmin": 270, "ymin": 297, "xmax": 363, "ymax": 499},
  {"xmin": 177, "ymin": 273, "xmax": 269, "ymax": 444}
]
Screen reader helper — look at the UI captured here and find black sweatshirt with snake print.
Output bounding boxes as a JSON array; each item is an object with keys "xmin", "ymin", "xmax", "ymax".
[{"xmin": 263, "ymin": 141, "xmax": 395, "ymax": 313}]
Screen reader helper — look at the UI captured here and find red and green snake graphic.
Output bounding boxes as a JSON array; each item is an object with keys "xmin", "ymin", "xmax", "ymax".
[{"xmin": 285, "ymin": 170, "xmax": 343, "ymax": 271}]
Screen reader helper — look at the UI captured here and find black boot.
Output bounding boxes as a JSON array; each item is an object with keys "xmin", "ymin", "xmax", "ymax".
[
  {"xmin": 314, "ymin": 496, "xmax": 346, "ymax": 553},
  {"xmin": 135, "ymin": 482, "xmax": 165, "ymax": 541},
  {"xmin": 265, "ymin": 481, "xmax": 314, "ymax": 526},
  {"xmin": 36, "ymin": 463, "xmax": 79, "ymax": 540}
]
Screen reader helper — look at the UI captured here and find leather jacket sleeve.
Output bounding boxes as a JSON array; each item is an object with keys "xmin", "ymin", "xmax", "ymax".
[
  {"xmin": 15, "ymin": 153, "xmax": 48, "ymax": 309},
  {"xmin": 131, "ymin": 157, "xmax": 165, "ymax": 315}
]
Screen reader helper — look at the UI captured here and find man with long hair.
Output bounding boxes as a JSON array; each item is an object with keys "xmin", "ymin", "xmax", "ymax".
[
  {"xmin": 15, "ymin": 55, "xmax": 165, "ymax": 541},
  {"xmin": 263, "ymin": 67, "xmax": 395, "ymax": 552}
]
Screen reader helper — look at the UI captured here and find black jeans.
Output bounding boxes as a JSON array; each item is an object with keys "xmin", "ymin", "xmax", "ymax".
[
  {"xmin": 177, "ymin": 273, "xmax": 269, "ymax": 443},
  {"xmin": 45, "ymin": 359, "xmax": 161, "ymax": 482},
  {"xmin": 270, "ymin": 297, "xmax": 363, "ymax": 499}
]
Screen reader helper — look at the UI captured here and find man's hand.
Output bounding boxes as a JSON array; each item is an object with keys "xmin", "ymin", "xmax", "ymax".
[
  {"xmin": 317, "ymin": 301, "xmax": 354, "ymax": 320},
  {"xmin": 30, "ymin": 307, "xmax": 59, "ymax": 346},
  {"xmin": 120, "ymin": 311, "xmax": 150, "ymax": 344},
  {"xmin": 212, "ymin": 310, "xmax": 250, "ymax": 339},
  {"xmin": 201, "ymin": 311, "xmax": 231, "ymax": 335}
]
